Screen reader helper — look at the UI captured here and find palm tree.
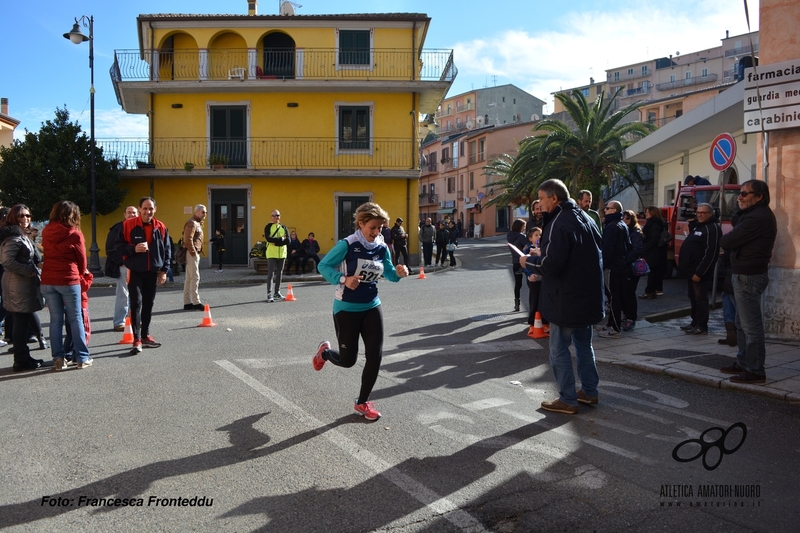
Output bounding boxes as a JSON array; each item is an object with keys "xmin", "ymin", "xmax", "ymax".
[{"xmin": 484, "ymin": 88, "xmax": 654, "ymax": 209}]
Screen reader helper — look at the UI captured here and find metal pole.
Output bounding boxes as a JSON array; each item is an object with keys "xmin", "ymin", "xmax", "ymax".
[{"xmin": 87, "ymin": 16, "xmax": 102, "ymax": 275}]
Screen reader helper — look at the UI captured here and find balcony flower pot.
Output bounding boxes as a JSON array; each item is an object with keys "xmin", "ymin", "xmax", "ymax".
[
  {"xmin": 208, "ymin": 154, "xmax": 229, "ymax": 170},
  {"xmin": 136, "ymin": 161, "xmax": 156, "ymax": 169},
  {"xmin": 184, "ymin": 162, "xmax": 195, "ymax": 172}
]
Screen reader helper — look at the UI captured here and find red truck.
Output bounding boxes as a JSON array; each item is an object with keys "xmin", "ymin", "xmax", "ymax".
[{"xmin": 669, "ymin": 182, "xmax": 741, "ymax": 275}]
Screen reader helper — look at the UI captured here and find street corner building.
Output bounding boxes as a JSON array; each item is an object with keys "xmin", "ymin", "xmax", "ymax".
[{"xmin": 100, "ymin": 2, "xmax": 457, "ymax": 267}]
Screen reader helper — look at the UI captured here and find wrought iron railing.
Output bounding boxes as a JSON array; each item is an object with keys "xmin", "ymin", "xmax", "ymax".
[
  {"xmin": 655, "ymin": 73, "xmax": 718, "ymax": 91},
  {"xmin": 97, "ymin": 137, "xmax": 415, "ymax": 170},
  {"xmin": 110, "ymin": 48, "xmax": 457, "ymax": 82}
]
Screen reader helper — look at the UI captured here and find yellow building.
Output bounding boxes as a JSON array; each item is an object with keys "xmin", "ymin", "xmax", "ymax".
[
  {"xmin": 0, "ymin": 98, "xmax": 20, "ymax": 151},
  {"xmin": 106, "ymin": 4, "xmax": 455, "ymax": 266}
]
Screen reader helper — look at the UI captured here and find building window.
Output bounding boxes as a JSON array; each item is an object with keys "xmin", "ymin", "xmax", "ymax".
[
  {"xmin": 427, "ymin": 151, "xmax": 437, "ymax": 172},
  {"xmin": 447, "ymin": 176, "xmax": 456, "ymax": 193},
  {"xmin": 513, "ymin": 98, "xmax": 516, "ymax": 104},
  {"xmin": 642, "ymin": 65, "xmax": 648, "ymax": 76},
  {"xmin": 469, "ymin": 171, "xmax": 474, "ymax": 190},
  {"xmin": 582, "ymin": 88, "xmax": 590, "ymax": 97},
  {"xmin": 338, "ymin": 30, "xmax": 371, "ymax": 66},
  {"xmin": 627, "ymin": 68, "xmax": 634, "ymax": 76},
  {"xmin": 421, "ymin": 184, "xmax": 427, "ymax": 195},
  {"xmin": 210, "ymin": 105, "xmax": 248, "ymax": 168},
  {"xmin": 337, "ymin": 104, "xmax": 371, "ymax": 151},
  {"xmin": 701, "ymin": 68, "xmax": 708, "ymax": 78},
  {"xmin": 468, "ymin": 141, "xmax": 476, "ymax": 164},
  {"xmin": 478, "ymin": 138, "xmax": 485, "ymax": 162},
  {"xmin": 685, "ymin": 71, "xmax": 692, "ymax": 80},
  {"xmin": 614, "ymin": 71, "xmax": 620, "ymax": 81},
  {"xmin": 670, "ymin": 74, "xmax": 676, "ymax": 83}
]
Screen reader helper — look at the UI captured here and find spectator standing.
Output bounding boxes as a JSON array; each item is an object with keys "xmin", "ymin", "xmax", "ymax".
[
  {"xmin": 419, "ymin": 217, "xmax": 435, "ymax": 268},
  {"xmin": 577, "ymin": 190, "xmax": 603, "ymax": 235},
  {"xmin": 115, "ymin": 196, "xmax": 171, "ymax": 355},
  {"xmin": 522, "ymin": 227, "xmax": 546, "ymax": 336},
  {"xmin": 390, "ymin": 218, "xmax": 409, "ymax": 267},
  {"xmin": 41, "ymin": 201, "xmax": 92, "ymax": 371},
  {"xmin": 719, "ymin": 180, "xmax": 777, "ymax": 384},
  {"xmin": 301, "ymin": 232, "xmax": 321, "ymax": 274},
  {"xmin": 313, "ymin": 202, "xmax": 409, "ymax": 421},
  {"xmin": 211, "ymin": 229, "xmax": 226, "ymax": 273},
  {"xmin": 599, "ymin": 201, "xmax": 629, "ymax": 337},
  {"xmin": 447, "ymin": 220, "xmax": 459, "ymax": 267},
  {"xmin": 679, "ymin": 203, "xmax": 721, "ymax": 335},
  {"xmin": 507, "ymin": 219, "xmax": 528, "ymax": 312},
  {"xmin": 525, "ymin": 199, "xmax": 544, "ymax": 233},
  {"xmin": 0, "ymin": 205, "xmax": 45, "ymax": 371},
  {"xmin": 621, "ymin": 210, "xmax": 643, "ymax": 331},
  {"xmin": 105, "ymin": 205, "xmax": 138, "ymax": 330},
  {"xmin": 520, "ymin": 179, "xmax": 604, "ymax": 414},
  {"xmin": 639, "ymin": 206, "xmax": 668, "ymax": 299},
  {"xmin": 435, "ymin": 221, "xmax": 449, "ymax": 267},
  {"xmin": 264, "ymin": 209, "xmax": 289, "ymax": 302},
  {"xmin": 285, "ymin": 231, "xmax": 304, "ymax": 275},
  {"xmin": 380, "ymin": 225, "xmax": 393, "ymax": 262},
  {"xmin": 717, "ymin": 249, "xmax": 737, "ymax": 346},
  {"xmin": 182, "ymin": 204, "xmax": 206, "ymax": 311}
]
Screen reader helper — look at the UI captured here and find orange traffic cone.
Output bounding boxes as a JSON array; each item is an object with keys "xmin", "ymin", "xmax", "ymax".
[
  {"xmin": 198, "ymin": 304, "xmax": 218, "ymax": 327},
  {"xmin": 118, "ymin": 315, "xmax": 134, "ymax": 344},
  {"xmin": 284, "ymin": 284, "xmax": 297, "ymax": 301},
  {"xmin": 417, "ymin": 266, "xmax": 427, "ymax": 279},
  {"xmin": 529, "ymin": 312, "xmax": 549, "ymax": 339}
]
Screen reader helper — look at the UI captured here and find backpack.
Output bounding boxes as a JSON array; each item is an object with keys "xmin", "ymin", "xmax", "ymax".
[{"xmin": 658, "ymin": 229, "xmax": 672, "ymax": 247}]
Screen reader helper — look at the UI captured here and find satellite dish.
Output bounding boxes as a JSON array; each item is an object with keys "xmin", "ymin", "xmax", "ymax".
[
  {"xmin": 476, "ymin": 116, "xmax": 484, "ymax": 126},
  {"xmin": 466, "ymin": 119, "xmax": 474, "ymax": 130},
  {"xmin": 280, "ymin": 1, "xmax": 301, "ymax": 15},
  {"xmin": 531, "ymin": 114, "xmax": 540, "ymax": 121}
]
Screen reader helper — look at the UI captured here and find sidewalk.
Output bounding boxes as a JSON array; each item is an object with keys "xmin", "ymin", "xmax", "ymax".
[{"xmin": 591, "ymin": 312, "xmax": 800, "ymax": 403}]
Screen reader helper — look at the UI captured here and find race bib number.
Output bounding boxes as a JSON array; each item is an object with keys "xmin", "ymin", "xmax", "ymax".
[{"xmin": 355, "ymin": 258, "xmax": 384, "ymax": 283}]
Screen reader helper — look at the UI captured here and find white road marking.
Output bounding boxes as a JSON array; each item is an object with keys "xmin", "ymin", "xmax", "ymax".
[
  {"xmin": 603, "ymin": 390, "xmax": 731, "ymax": 426},
  {"xmin": 215, "ymin": 360, "xmax": 488, "ymax": 533},
  {"xmin": 461, "ymin": 398, "xmax": 515, "ymax": 411},
  {"xmin": 641, "ymin": 390, "xmax": 690, "ymax": 408}
]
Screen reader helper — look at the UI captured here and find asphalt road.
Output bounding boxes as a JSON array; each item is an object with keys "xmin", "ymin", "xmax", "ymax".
[{"xmin": 1, "ymin": 239, "xmax": 797, "ymax": 532}]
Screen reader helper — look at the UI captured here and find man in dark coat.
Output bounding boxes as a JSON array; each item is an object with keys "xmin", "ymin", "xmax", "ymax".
[
  {"xmin": 600, "ymin": 201, "xmax": 629, "ymax": 336},
  {"xmin": 678, "ymin": 203, "xmax": 721, "ymax": 335},
  {"xmin": 521, "ymin": 179, "xmax": 604, "ymax": 415},
  {"xmin": 105, "ymin": 206, "xmax": 138, "ymax": 331},
  {"xmin": 719, "ymin": 180, "xmax": 777, "ymax": 384}
]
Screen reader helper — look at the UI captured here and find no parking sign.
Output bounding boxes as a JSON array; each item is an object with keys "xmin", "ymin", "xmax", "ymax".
[{"xmin": 709, "ymin": 133, "xmax": 737, "ymax": 171}]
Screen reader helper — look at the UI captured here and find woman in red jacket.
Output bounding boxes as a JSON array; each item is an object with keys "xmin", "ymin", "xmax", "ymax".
[{"xmin": 41, "ymin": 201, "xmax": 92, "ymax": 370}]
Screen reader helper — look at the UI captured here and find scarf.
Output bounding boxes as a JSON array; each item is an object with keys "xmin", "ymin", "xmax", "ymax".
[{"xmin": 353, "ymin": 229, "xmax": 383, "ymax": 250}]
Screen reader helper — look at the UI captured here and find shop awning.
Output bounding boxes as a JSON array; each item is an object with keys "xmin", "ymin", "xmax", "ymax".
[
  {"xmin": 436, "ymin": 208, "xmax": 456, "ymax": 214},
  {"xmin": 464, "ymin": 203, "xmax": 477, "ymax": 209}
]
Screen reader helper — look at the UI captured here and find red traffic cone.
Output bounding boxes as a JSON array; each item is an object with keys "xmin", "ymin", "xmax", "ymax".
[
  {"xmin": 284, "ymin": 284, "xmax": 297, "ymax": 301},
  {"xmin": 417, "ymin": 266, "xmax": 427, "ymax": 279},
  {"xmin": 529, "ymin": 312, "xmax": 549, "ymax": 339},
  {"xmin": 118, "ymin": 315, "xmax": 134, "ymax": 344},
  {"xmin": 198, "ymin": 304, "xmax": 218, "ymax": 327}
]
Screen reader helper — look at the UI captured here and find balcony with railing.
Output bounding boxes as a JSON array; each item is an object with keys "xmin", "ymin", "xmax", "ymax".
[
  {"xmin": 455, "ymin": 101, "xmax": 475, "ymax": 112},
  {"xmin": 435, "ymin": 108, "xmax": 453, "ymax": 119},
  {"xmin": 112, "ymin": 48, "xmax": 456, "ymax": 83},
  {"xmin": 419, "ymin": 193, "xmax": 438, "ymax": 206},
  {"xmin": 655, "ymin": 73, "xmax": 718, "ymax": 91},
  {"xmin": 725, "ymin": 44, "xmax": 758, "ymax": 58},
  {"xmin": 97, "ymin": 137, "xmax": 414, "ymax": 171}
]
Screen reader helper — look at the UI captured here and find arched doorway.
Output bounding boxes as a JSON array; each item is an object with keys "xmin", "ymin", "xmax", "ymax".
[{"xmin": 262, "ymin": 33, "xmax": 295, "ymax": 79}]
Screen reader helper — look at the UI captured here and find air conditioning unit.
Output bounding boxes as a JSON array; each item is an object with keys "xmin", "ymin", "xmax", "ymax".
[{"xmin": 464, "ymin": 197, "xmax": 470, "ymax": 203}]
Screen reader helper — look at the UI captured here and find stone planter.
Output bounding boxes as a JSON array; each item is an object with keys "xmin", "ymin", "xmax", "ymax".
[{"xmin": 252, "ymin": 259, "xmax": 269, "ymax": 273}]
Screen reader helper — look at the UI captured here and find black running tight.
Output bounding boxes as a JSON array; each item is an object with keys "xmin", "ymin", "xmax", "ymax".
[{"xmin": 323, "ymin": 306, "xmax": 384, "ymax": 404}]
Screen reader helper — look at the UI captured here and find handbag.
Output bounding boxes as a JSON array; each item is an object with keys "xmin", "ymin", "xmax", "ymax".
[
  {"xmin": 632, "ymin": 258, "xmax": 650, "ymax": 277},
  {"xmin": 33, "ymin": 277, "xmax": 46, "ymax": 311},
  {"xmin": 446, "ymin": 243, "xmax": 456, "ymax": 251},
  {"xmin": 175, "ymin": 246, "xmax": 187, "ymax": 265}
]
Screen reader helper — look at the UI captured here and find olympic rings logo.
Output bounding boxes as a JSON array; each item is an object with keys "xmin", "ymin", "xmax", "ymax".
[{"xmin": 672, "ymin": 422, "xmax": 747, "ymax": 471}]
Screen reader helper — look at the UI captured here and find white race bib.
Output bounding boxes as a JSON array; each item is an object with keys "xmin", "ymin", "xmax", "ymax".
[{"xmin": 355, "ymin": 258, "xmax": 384, "ymax": 283}]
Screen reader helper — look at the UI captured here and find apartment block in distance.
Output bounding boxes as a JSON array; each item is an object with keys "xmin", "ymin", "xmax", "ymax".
[{"xmin": 105, "ymin": 1, "xmax": 456, "ymax": 266}]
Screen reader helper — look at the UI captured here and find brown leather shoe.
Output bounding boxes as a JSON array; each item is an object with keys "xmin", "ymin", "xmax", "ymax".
[
  {"xmin": 577, "ymin": 389, "xmax": 598, "ymax": 405},
  {"xmin": 729, "ymin": 371, "xmax": 766, "ymax": 384},
  {"xmin": 638, "ymin": 293, "xmax": 656, "ymax": 300},
  {"xmin": 540, "ymin": 399, "xmax": 578, "ymax": 414},
  {"xmin": 720, "ymin": 361, "xmax": 745, "ymax": 374}
]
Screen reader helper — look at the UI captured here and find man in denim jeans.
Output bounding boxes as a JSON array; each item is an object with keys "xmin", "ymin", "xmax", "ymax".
[
  {"xmin": 719, "ymin": 180, "xmax": 777, "ymax": 384},
  {"xmin": 520, "ymin": 179, "xmax": 605, "ymax": 414}
]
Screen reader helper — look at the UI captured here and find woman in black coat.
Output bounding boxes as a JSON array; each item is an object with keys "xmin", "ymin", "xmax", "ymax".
[
  {"xmin": 435, "ymin": 221, "xmax": 449, "ymax": 267},
  {"xmin": 507, "ymin": 219, "xmax": 528, "ymax": 312},
  {"xmin": 640, "ymin": 206, "xmax": 668, "ymax": 299}
]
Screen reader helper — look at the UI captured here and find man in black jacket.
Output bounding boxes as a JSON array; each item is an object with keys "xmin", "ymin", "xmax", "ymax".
[
  {"xmin": 679, "ymin": 203, "xmax": 721, "ymax": 335},
  {"xmin": 599, "ymin": 201, "xmax": 629, "ymax": 337},
  {"xmin": 105, "ymin": 205, "xmax": 138, "ymax": 331},
  {"xmin": 521, "ymin": 179, "xmax": 604, "ymax": 414},
  {"xmin": 719, "ymin": 180, "xmax": 777, "ymax": 384}
]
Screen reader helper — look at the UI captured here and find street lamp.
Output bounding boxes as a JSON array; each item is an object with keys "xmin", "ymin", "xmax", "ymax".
[{"xmin": 64, "ymin": 15, "xmax": 102, "ymax": 275}]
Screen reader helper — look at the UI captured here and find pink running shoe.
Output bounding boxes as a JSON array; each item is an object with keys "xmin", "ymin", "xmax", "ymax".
[
  {"xmin": 353, "ymin": 400, "xmax": 381, "ymax": 421},
  {"xmin": 313, "ymin": 341, "xmax": 330, "ymax": 371}
]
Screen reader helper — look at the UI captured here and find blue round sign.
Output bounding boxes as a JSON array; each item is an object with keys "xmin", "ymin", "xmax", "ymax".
[{"xmin": 710, "ymin": 133, "xmax": 736, "ymax": 171}]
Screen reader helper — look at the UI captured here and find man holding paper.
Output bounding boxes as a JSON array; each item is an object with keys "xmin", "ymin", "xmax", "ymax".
[{"xmin": 520, "ymin": 179, "xmax": 605, "ymax": 415}]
